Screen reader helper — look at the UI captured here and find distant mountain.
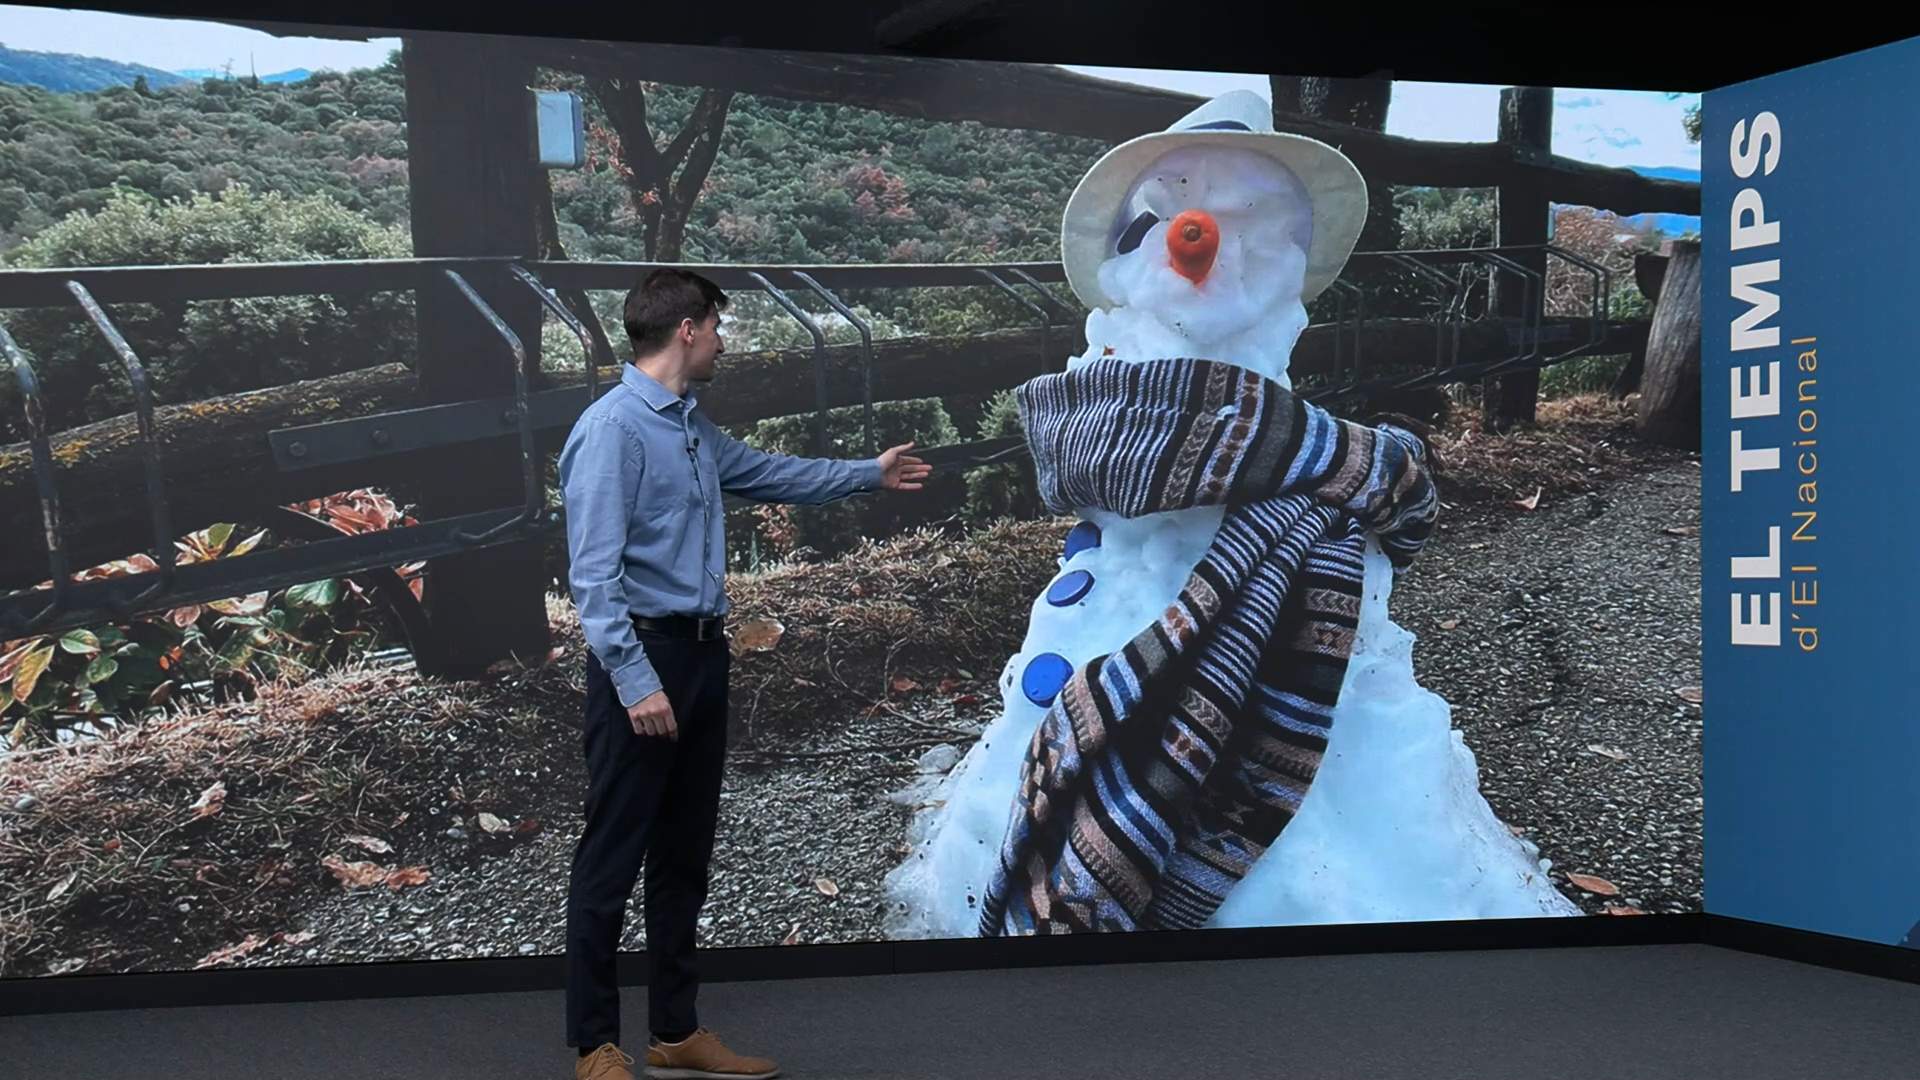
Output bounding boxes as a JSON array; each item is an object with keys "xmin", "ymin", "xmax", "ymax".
[
  {"xmin": 1629, "ymin": 165, "xmax": 1702, "ymax": 182},
  {"xmin": 0, "ymin": 43, "xmax": 188, "ymax": 92},
  {"xmin": 1624, "ymin": 165, "xmax": 1701, "ymax": 237},
  {"xmin": 175, "ymin": 67, "xmax": 315, "ymax": 84}
]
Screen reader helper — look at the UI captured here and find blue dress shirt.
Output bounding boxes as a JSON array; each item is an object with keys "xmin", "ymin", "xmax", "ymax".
[{"xmin": 559, "ymin": 363, "xmax": 884, "ymax": 707}]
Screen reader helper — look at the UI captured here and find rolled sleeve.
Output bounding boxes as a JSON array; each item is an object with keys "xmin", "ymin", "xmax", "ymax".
[
  {"xmin": 709, "ymin": 423, "xmax": 884, "ymax": 504},
  {"xmin": 559, "ymin": 414, "xmax": 660, "ymax": 709}
]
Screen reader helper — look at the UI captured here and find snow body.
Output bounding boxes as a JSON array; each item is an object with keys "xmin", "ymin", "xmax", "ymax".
[{"xmin": 883, "ymin": 146, "xmax": 1578, "ymax": 938}]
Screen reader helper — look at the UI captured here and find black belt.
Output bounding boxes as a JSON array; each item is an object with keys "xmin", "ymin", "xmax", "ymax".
[{"xmin": 633, "ymin": 614, "xmax": 726, "ymax": 641}]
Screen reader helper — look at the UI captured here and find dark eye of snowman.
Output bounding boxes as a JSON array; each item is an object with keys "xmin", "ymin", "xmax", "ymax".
[{"xmin": 1115, "ymin": 210, "xmax": 1159, "ymax": 255}]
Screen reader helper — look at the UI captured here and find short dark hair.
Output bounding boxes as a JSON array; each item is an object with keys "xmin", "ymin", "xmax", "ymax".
[{"xmin": 623, "ymin": 268, "xmax": 729, "ymax": 357}]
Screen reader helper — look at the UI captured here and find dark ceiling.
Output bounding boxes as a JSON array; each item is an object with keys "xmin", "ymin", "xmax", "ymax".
[{"xmin": 17, "ymin": 0, "xmax": 1920, "ymax": 93}]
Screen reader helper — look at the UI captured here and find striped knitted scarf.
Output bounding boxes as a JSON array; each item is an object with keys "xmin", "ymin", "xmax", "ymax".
[{"xmin": 977, "ymin": 357, "xmax": 1437, "ymax": 936}]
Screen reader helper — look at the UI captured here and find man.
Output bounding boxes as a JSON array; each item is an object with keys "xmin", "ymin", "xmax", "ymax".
[{"xmin": 560, "ymin": 268, "xmax": 930, "ymax": 1080}]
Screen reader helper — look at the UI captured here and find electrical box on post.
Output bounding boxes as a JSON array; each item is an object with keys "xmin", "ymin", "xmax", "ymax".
[{"xmin": 531, "ymin": 89, "xmax": 585, "ymax": 169}]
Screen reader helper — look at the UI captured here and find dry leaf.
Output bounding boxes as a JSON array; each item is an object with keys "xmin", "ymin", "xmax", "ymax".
[
  {"xmin": 1663, "ymin": 525, "xmax": 1698, "ymax": 537},
  {"xmin": 384, "ymin": 866, "xmax": 431, "ymax": 890},
  {"xmin": 781, "ymin": 923, "xmax": 803, "ymax": 946},
  {"xmin": 391, "ymin": 812, "xmax": 410, "ymax": 828},
  {"xmin": 937, "ymin": 677, "xmax": 962, "ymax": 695},
  {"xmin": 1513, "ymin": 487, "xmax": 1543, "ymax": 512},
  {"xmin": 344, "ymin": 835, "xmax": 393, "ymax": 855},
  {"xmin": 1440, "ymin": 619, "xmax": 1460, "ymax": 630},
  {"xmin": 814, "ymin": 877, "xmax": 841, "ymax": 897},
  {"xmin": 1506, "ymin": 823, "xmax": 1527, "ymax": 837},
  {"xmin": 545, "ymin": 646, "xmax": 567, "ymax": 666},
  {"xmin": 195, "ymin": 934, "xmax": 267, "ymax": 969},
  {"xmin": 731, "ymin": 618, "xmax": 785, "ymax": 654},
  {"xmin": 46, "ymin": 958, "xmax": 86, "ymax": 976},
  {"xmin": 279, "ymin": 931, "xmax": 317, "ymax": 946},
  {"xmin": 956, "ymin": 668, "xmax": 975, "ymax": 680},
  {"xmin": 953, "ymin": 694, "xmax": 982, "ymax": 707},
  {"xmin": 793, "ymin": 677, "xmax": 817, "ymax": 687},
  {"xmin": 322, "ymin": 854, "xmax": 388, "ymax": 889},
  {"xmin": 890, "ymin": 677, "xmax": 920, "ymax": 694},
  {"xmin": 514, "ymin": 818, "xmax": 543, "ymax": 837},
  {"xmin": 1603, "ymin": 903, "xmax": 1648, "ymax": 916},
  {"xmin": 1565, "ymin": 872, "xmax": 1620, "ymax": 896},
  {"xmin": 207, "ymin": 593, "xmax": 269, "ymax": 617},
  {"xmin": 190, "ymin": 781, "xmax": 227, "ymax": 819},
  {"xmin": 477, "ymin": 812, "xmax": 509, "ymax": 835},
  {"xmin": 103, "ymin": 838, "xmax": 122, "ymax": 853},
  {"xmin": 1675, "ymin": 686, "xmax": 1703, "ymax": 705},
  {"xmin": 10, "ymin": 642, "xmax": 55, "ymax": 703},
  {"xmin": 1587, "ymin": 744, "xmax": 1629, "ymax": 762},
  {"xmin": 47, "ymin": 870, "xmax": 77, "ymax": 902},
  {"xmin": 0, "ymin": 638, "xmax": 41, "ymax": 681}
]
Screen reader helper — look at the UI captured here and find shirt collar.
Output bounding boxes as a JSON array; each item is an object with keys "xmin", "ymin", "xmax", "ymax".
[{"xmin": 622, "ymin": 363, "xmax": 697, "ymax": 413}]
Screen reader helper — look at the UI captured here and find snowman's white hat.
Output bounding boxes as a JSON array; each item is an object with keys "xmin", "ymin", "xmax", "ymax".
[{"xmin": 1061, "ymin": 88, "xmax": 1368, "ymax": 310}]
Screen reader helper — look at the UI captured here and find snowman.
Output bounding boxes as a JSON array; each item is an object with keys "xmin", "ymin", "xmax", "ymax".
[{"xmin": 883, "ymin": 91, "xmax": 1578, "ymax": 937}]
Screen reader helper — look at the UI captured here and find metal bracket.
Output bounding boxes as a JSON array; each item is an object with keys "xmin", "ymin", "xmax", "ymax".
[
  {"xmin": 790, "ymin": 271, "xmax": 874, "ymax": 456},
  {"xmin": 746, "ymin": 272, "xmax": 830, "ymax": 456},
  {"xmin": 67, "ymin": 280, "xmax": 174, "ymax": 608},
  {"xmin": 510, "ymin": 263, "xmax": 599, "ymax": 406},
  {"xmin": 973, "ymin": 268, "xmax": 1054, "ymax": 377},
  {"xmin": 1, "ymin": 323, "xmax": 68, "ymax": 629},
  {"xmin": 1544, "ymin": 245, "xmax": 1612, "ymax": 361},
  {"xmin": 441, "ymin": 269, "xmax": 540, "ymax": 544}
]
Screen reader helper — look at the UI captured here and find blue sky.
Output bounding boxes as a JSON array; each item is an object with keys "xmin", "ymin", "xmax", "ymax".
[
  {"xmin": 2, "ymin": 6, "xmax": 1699, "ymax": 173},
  {"xmin": 1062, "ymin": 66, "xmax": 1700, "ymax": 172}
]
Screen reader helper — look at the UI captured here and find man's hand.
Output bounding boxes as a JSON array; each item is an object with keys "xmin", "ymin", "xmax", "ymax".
[
  {"xmin": 627, "ymin": 690, "xmax": 677, "ymax": 740},
  {"xmin": 877, "ymin": 442, "xmax": 933, "ymax": 491}
]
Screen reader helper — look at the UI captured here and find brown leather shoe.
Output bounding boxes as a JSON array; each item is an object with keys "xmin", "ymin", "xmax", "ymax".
[
  {"xmin": 576, "ymin": 1043, "xmax": 635, "ymax": 1080},
  {"xmin": 644, "ymin": 1029, "xmax": 780, "ymax": 1079}
]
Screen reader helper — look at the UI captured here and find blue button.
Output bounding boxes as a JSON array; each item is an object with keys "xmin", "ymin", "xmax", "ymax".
[
  {"xmin": 1046, "ymin": 569, "xmax": 1094, "ymax": 607},
  {"xmin": 1064, "ymin": 521, "xmax": 1101, "ymax": 561},
  {"xmin": 1021, "ymin": 652, "xmax": 1074, "ymax": 707}
]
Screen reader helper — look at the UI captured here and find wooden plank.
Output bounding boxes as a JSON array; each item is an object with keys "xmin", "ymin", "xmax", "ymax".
[
  {"xmin": 402, "ymin": 33, "xmax": 550, "ymax": 676},
  {"xmin": 0, "ymin": 317, "xmax": 1640, "ymax": 586},
  {"xmin": 1490, "ymin": 86, "xmax": 1553, "ymax": 430},
  {"xmin": 510, "ymin": 41, "xmax": 1699, "ymax": 215}
]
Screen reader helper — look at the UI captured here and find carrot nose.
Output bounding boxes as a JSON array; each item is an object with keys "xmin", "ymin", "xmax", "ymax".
[{"xmin": 1167, "ymin": 209, "xmax": 1219, "ymax": 285}]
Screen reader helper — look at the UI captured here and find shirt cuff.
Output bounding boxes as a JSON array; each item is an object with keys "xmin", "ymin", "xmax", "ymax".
[
  {"xmin": 855, "ymin": 457, "xmax": 886, "ymax": 493},
  {"xmin": 610, "ymin": 654, "xmax": 663, "ymax": 709}
]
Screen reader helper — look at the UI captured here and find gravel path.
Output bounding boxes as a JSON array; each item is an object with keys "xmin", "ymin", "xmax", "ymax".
[
  {"xmin": 1395, "ymin": 460, "xmax": 1704, "ymax": 914},
  {"xmin": 282, "ymin": 460, "xmax": 1702, "ymax": 964},
  {"xmin": 284, "ymin": 694, "xmax": 987, "ymax": 963}
]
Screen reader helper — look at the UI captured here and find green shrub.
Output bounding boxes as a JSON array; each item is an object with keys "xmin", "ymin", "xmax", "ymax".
[{"xmin": 732, "ymin": 397, "xmax": 961, "ymax": 563}]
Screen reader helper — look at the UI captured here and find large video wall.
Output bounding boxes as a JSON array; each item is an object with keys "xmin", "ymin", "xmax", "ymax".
[{"xmin": 0, "ymin": 6, "xmax": 1705, "ymax": 977}]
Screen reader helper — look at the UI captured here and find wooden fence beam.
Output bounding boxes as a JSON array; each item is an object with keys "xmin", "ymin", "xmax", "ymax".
[
  {"xmin": 507, "ymin": 42, "xmax": 1699, "ymax": 216},
  {"xmin": 0, "ymin": 317, "xmax": 1642, "ymax": 587}
]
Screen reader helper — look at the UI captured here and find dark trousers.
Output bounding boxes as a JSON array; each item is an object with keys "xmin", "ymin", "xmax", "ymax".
[{"xmin": 565, "ymin": 632, "xmax": 730, "ymax": 1050}]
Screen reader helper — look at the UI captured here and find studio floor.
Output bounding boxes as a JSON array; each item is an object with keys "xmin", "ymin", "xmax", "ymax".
[{"xmin": 4, "ymin": 944, "xmax": 1916, "ymax": 1078}]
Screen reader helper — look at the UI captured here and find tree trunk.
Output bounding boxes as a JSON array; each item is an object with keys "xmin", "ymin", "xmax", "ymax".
[
  {"xmin": 1489, "ymin": 85, "xmax": 1553, "ymax": 431},
  {"xmin": 1610, "ymin": 250, "xmax": 1671, "ymax": 398},
  {"xmin": 1636, "ymin": 238, "xmax": 1702, "ymax": 448},
  {"xmin": 533, "ymin": 172, "xmax": 621, "ymax": 368}
]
